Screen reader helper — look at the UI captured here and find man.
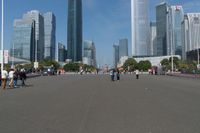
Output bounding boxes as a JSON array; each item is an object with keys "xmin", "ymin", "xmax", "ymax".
[
  {"xmin": 8, "ymin": 69, "xmax": 14, "ymax": 88},
  {"xmin": 1, "ymin": 69, "xmax": 8, "ymax": 90}
]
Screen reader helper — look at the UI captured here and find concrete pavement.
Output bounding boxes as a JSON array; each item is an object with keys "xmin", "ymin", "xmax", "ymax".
[{"xmin": 0, "ymin": 74, "xmax": 200, "ymax": 133}]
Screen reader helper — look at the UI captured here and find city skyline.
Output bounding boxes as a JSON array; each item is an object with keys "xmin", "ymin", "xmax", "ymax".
[{"xmin": 1, "ymin": 0, "xmax": 200, "ymax": 66}]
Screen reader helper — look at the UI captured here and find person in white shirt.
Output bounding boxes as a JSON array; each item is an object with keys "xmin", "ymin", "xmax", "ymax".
[
  {"xmin": 135, "ymin": 69, "xmax": 139, "ymax": 79},
  {"xmin": 1, "ymin": 69, "xmax": 8, "ymax": 90},
  {"xmin": 9, "ymin": 69, "xmax": 14, "ymax": 88}
]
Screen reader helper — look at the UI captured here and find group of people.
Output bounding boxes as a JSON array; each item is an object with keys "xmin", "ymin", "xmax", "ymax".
[
  {"xmin": 0, "ymin": 68, "xmax": 27, "ymax": 90},
  {"xmin": 110, "ymin": 69, "xmax": 140, "ymax": 81}
]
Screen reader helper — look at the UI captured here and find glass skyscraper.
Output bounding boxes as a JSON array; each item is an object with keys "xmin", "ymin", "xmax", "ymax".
[
  {"xmin": 149, "ymin": 22, "xmax": 157, "ymax": 56},
  {"xmin": 44, "ymin": 12, "xmax": 56, "ymax": 60},
  {"xmin": 12, "ymin": 19, "xmax": 35, "ymax": 61},
  {"xmin": 156, "ymin": 2, "xmax": 168, "ymax": 56},
  {"xmin": 58, "ymin": 43, "xmax": 67, "ymax": 62},
  {"xmin": 23, "ymin": 10, "xmax": 44, "ymax": 61},
  {"xmin": 67, "ymin": 0, "xmax": 82, "ymax": 62},
  {"xmin": 167, "ymin": 6, "xmax": 184, "ymax": 56},
  {"xmin": 131, "ymin": 0, "xmax": 149, "ymax": 56},
  {"xmin": 113, "ymin": 44, "xmax": 119, "ymax": 68},
  {"xmin": 83, "ymin": 40, "xmax": 96, "ymax": 67},
  {"xmin": 119, "ymin": 39, "xmax": 128, "ymax": 59},
  {"xmin": 182, "ymin": 13, "xmax": 200, "ymax": 60}
]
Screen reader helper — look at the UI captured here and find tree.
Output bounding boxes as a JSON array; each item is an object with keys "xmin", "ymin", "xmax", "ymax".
[
  {"xmin": 137, "ymin": 60, "xmax": 152, "ymax": 71},
  {"xmin": 160, "ymin": 58, "xmax": 169, "ymax": 66},
  {"xmin": 63, "ymin": 63, "xmax": 80, "ymax": 72},
  {"xmin": 123, "ymin": 58, "xmax": 137, "ymax": 72},
  {"xmin": 39, "ymin": 60, "xmax": 60, "ymax": 70}
]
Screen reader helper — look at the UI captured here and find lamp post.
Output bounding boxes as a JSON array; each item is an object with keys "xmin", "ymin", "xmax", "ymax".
[{"xmin": 1, "ymin": 0, "xmax": 4, "ymax": 72}]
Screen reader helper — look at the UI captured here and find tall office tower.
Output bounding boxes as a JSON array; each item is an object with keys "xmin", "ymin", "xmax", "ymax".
[
  {"xmin": 149, "ymin": 22, "xmax": 157, "ymax": 56},
  {"xmin": 43, "ymin": 12, "xmax": 56, "ymax": 60},
  {"xmin": 113, "ymin": 44, "xmax": 119, "ymax": 68},
  {"xmin": 23, "ymin": 10, "xmax": 44, "ymax": 61},
  {"xmin": 156, "ymin": 2, "xmax": 168, "ymax": 56},
  {"xmin": 119, "ymin": 38, "xmax": 128, "ymax": 59},
  {"xmin": 67, "ymin": 0, "xmax": 82, "ymax": 62},
  {"xmin": 131, "ymin": 0, "xmax": 149, "ymax": 56},
  {"xmin": 12, "ymin": 19, "xmax": 35, "ymax": 61},
  {"xmin": 58, "ymin": 43, "xmax": 67, "ymax": 62},
  {"xmin": 167, "ymin": 5, "xmax": 184, "ymax": 57},
  {"xmin": 83, "ymin": 40, "xmax": 97, "ymax": 67},
  {"xmin": 181, "ymin": 13, "xmax": 200, "ymax": 60}
]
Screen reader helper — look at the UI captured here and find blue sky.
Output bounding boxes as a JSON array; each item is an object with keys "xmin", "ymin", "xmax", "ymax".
[{"xmin": 1, "ymin": 0, "xmax": 200, "ymax": 66}]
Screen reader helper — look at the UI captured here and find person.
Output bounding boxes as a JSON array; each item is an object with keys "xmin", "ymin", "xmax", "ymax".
[
  {"xmin": 19, "ymin": 69, "xmax": 26, "ymax": 87},
  {"xmin": 110, "ymin": 69, "xmax": 115, "ymax": 81},
  {"xmin": 136, "ymin": 69, "xmax": 139, "ymax": 79},
  {"xmin": 8, "ymin": 69, "xmax": 14, "ymax": 88},
  {"xmin": 116, "ymin": 69, "xmax": 120, "ymax": 81},
  {"xmin": 13, "ymin": 69, "xmax": 19, "ymax": 88},
  {"xmin": 1, "ymin": 69, "xmax": 8, "ymax": 90}
]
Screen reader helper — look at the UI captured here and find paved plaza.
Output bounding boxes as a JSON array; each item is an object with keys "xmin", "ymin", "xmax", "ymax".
[{"xmin": 0, "ymin": 74, "xmax": 200, "ymax": 133}]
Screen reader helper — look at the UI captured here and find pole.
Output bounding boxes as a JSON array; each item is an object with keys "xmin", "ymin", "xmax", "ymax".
[
  {"xmin": 1, "ymin": 0, "xmax": 4, "ymax": 72},
  {"xmin": 12, "ymin": 42, "xmax": 14, "ymax": 68}
]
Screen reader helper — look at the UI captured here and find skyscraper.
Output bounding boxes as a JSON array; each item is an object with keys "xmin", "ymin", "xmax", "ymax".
[
  {"xmin": 156, "ymin": 2, "xmax": 168, "ymax": 56},
  {"xmin": 67, "ymin": 0, "xmax": 82, "ymax": 62},
  {"xmin": 182, "ymin": 13, "xmax": 200, "ymax": 60},
  {"xmin": 83, "ymin": 40, "xmax": 97, "ymax": 67},
  {"xmin": 119, "ymin": 38, "xmax": 128, "ymax": 59},
  {"xmin": 43, "ymin": 12, "xmax": 56, "ymax": 60},
  {"xmin": 149, "ymin": 22, "xmax": 157, "ymax": 56},
  {"xmin": 58, "ymin": 43, "xmax": 67, "ymax": 62},
  {"xmin": 23, "ymin": 10, "xmax": 44, "ymax": 61},
  {"xmin": 12, "ymin": 19, "xmax": 35, "ymax": 61},
  {"xmin": 167, "ymin": 5, "xmax": 184, "ymax": 56},
  {"xmin": 131, "ymin": 0, "xmax": 149, "ymax": 56},
  {"xmin": 113, "ymin": 44, "xmax": 119, "ymax": 68}
]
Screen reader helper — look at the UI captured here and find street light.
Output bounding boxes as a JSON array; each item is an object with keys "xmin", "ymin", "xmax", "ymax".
[{"xmin": 1, "ymin": 0, "xmax": 4, "ymax": 72}]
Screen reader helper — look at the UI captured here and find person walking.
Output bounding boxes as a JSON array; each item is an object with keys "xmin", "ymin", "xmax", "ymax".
[
  {"xmin": 13, "ymin": 69, "xmax": 19, "ymax": 88},
  {"xmin": 1, "ymin": 69, "xmax": 8, "ymax": 90},
  {"xmin": 8, "ymin": 69, "xmax": 14, "ymax": 88},
  {"xmin": 110, "ymin": 69, "xmax": 115, "ymax": 81},
  {"xmin": 136, "ymin": 69, "xmax": 139, "ymax": 79},
  {"xmin": 116, "ymin": 69, "xmax": 120, "ymax": 81},
  {"xmin": 20, "ymin": 69, "xmax": 26, "ymax": 87}
]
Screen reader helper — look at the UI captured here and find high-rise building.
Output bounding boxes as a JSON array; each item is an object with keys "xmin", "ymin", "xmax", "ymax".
[
  {"xmin": 182, "ymin": 13, "xmax": 200, "ymax": 60},
  {"xmin": 58, "ymin": 43, "xmax": 67, "ymax": 62},
  {"xmin": 131, "ymin": 0, "xmax": 149, "ymax": 56},
  {"xmin": 119, "ymin": 38, "xmax": 128, "ymax": 59},
  {"xmin": 167, "ymin": 5, "xmax": 184, "ymax": 57},
  {"xmin": 149, "ymin": 22, "xmax": 157, "ymax": 56},
  {"xmin": 83, "ymin": 40, "xmax": 96, "ymax": 67},
  {"xmin": 12, "ymin": 19, "xmax": 35, "ymax": 61},
  {"xmin": 23, "ymin": 10, "xmax": 44, "ymax": 61},
  {"xmin": 113, "ymin": 44, "xmax": 119, "ymax": 68},
  {"xmin": 43, "ymin": 12, "xmax": 56, "ymax": 60},
  {"xmin": 67, "ymin": 0, "xmax": 82, "ymax": 62},
  {"xmin": 156, "ymin": 2, "xmax": 168, "ymax": 56}
]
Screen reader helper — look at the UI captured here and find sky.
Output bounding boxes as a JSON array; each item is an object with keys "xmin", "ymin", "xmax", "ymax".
[{"xmin": 1, "ymin": 0, "xmax": 200, "ymax": 67}]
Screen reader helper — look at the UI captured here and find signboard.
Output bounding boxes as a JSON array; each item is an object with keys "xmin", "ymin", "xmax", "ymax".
[
  {"xmin": 0, "ymin": 50, "xmax": 9, "ymax": 64},
  {"xmin": 34, "ymin": 62, "xmax": 39, "ymax": 69}
]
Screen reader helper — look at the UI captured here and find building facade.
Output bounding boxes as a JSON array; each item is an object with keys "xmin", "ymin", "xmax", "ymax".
[
  {"xmin": 182, "ymin": 13, "xmax": 200, "ymax": 60},
  {"xmin": 149, "ymin": 22, "xmax": 157, "ymax": 56},
  {"xmin": 119, "ymin": 38, "xmax": 128, "ymax": 59},
  {"xmin": 12, "ymin": 19, "xmax": 35, "ymax": 62},
  {"xmin": 167, "ymin": 5, "xmax": 184, "ymax": 57},
  {"xmin": 23, "ymin": 10, "xmax": 44, "ymax": 61},
  {"xmin": 83, "ymin": 40, "xmax": 96, "ymax": 67},
  {"xmin": 58, "ymin": 43, "xmax": 67, "ymax": 62},
  {"xmin": 43, "ymin": 12, "xmax": 56, "ymax": 60},
  {"xmin": 131, "ymin": 0, "xmax": 149, "ymax": 56},
  {"xmin": 113, "ymin": 44, "xmax": 119, "ymax": 68},
  {"xmin": 67, "ymin": 0, "xmax": 83, "ymax": 62}
]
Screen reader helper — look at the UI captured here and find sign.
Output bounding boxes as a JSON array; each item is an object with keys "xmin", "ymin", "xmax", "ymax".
[
  {"xmin": 34, "ymin": 62, "xmax": 39, "ymax": 69},
  {"xmin": 0, "ymin": 50, "xmax": 9, "ymax": 64}
]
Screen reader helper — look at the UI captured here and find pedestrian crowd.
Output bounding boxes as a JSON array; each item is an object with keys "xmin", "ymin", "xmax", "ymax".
[
  {"xmin": 0, "ymin": 68, "xmax": 27, "ymax": 90},
  {"xmin": 110, "ymin": 69, "xmax": 140, "ymax": 81}
]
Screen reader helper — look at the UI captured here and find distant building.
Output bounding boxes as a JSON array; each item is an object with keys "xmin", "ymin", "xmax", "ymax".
[
  {"xmin": 23, "ymin": 10, "xmax": 44, "ymax": 61},
  {"xmin": 113, "ymin": 44, "xmax": 119, "ymax": 68},
  {"xmin": 67, "ymin": 0, "xmax": 82, "ymax": 62},
  {"xmin": 182, "ymin": 13, "xmax": 200, "ymax": 60},
  {"xmin": 43, "ymin": 12, "xmax": 56, "ymax": 60},
  {"xmin": 131, "ymin": 0, "xmax": 149, "ymax": 56},
  {"xmin": 58, "ymin": 43, "xmax": 67, "ymax": 62},
  {"xmin": 83, "ymin": 40, "xmax": 96, "ymax": 67},
  {"xmin": 167, "ymin": 5, "xmax": 184, "ymax": 57},
  {"xmin": 12, "ymin": 19, "xmax": 35, "ymax": 62},
  {"xmin": 149, "ymin": 22, "xmax": 157, "ymax": 56},
  {"xmin": 156, "ymin": 2, "xmax": 168, "ymax": 56},
  {"xmin": 119, "ymin": 39, "xmax": 128, "ymax": 59}
]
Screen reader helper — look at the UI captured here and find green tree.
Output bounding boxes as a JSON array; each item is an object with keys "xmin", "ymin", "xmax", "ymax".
[
  {"xmin": 137, "ymin": 60, "xmax": 152, "ymax": 71},
  {"xmin": 123, "ymin": 58, "xmax": 137, "ymax": 72},
  {"xmin": 63, "ymin": 63, "xmax": 80, "ymax": 72}
]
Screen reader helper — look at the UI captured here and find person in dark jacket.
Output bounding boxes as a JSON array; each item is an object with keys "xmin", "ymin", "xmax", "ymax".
[{"xmin": 20, "ymin": 69, "xmax": 27, "ymax": 87}]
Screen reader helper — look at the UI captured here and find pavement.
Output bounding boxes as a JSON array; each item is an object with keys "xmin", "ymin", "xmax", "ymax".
[{"xmin": 0, "ymin": 74, "xmax": 200, "ymax": 133}]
